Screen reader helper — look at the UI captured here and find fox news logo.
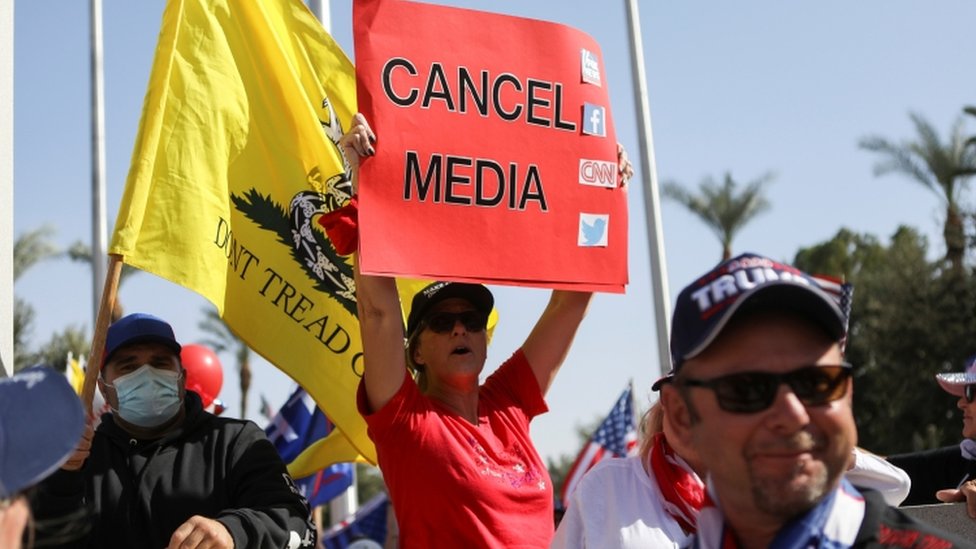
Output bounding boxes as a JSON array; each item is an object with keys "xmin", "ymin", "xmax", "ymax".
[
  {"xmin": 578, "ymin": 158, "xmax": 616, "ymax": 188},
  {"xmin": 581, "ymin": 48, "xmax": 601, "ymax": 86},
  {"xmin": 582, "ymin": 103, "xmax": 606, "ymax": 137}
]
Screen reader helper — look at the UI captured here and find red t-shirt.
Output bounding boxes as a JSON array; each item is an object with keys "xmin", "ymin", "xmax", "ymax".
[{"xmin": 357, "ymin": 349, "xmax": 553, "ymax": 548}]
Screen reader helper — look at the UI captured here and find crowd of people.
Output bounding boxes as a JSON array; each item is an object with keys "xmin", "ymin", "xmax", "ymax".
[
  {"xmin": 8, "ymin": 125, "xmax": 976, "ymax": 548},
  {"xmin": 15, "ymin": 248, "xmax": 976, "ymax": 548}
]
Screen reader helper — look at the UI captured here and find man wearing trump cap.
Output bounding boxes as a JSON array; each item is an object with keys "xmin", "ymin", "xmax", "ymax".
[{"xmin": 656, "ymin": 252, "xmax": 970, "ymax": 548}]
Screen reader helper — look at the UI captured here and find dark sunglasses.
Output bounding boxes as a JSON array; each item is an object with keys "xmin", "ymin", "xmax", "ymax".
[
  {"xmin": 676, "ymin": 364, "xmax": 852, "ymax": 414},
  {"xmin": 966, "ymin": 384, "xmax": 976, "ymax": 403},
  {"xmin": 422, "ymin": 310, "xmax": 488, "ymax": 334}
]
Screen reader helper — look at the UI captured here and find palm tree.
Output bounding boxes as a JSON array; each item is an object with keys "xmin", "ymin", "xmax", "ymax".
[
  {"xmin": 13, "ymin": 226, "xmax": 61, "ymax": 370},
  {"xmin": 30, "ymin": 325, "xmax": 90, "ymax": 371},
  {"xmin": 965, "ymin": 105, "xmax": 976, "ymax": 147},
  {"xmin": 199, "ymin": 308, "xmax": 252, "ymax": 418},
  {"xmin": 662, "ymin": 171, "xmax": 774, "ymax": 261},
  {"xmin": 14, "ymin": 225, "xmax": 59, "ymax": 278},
  {"xmin": 859, "ymin": 112, "xmax": 976, "ymax": 273},
  {"xmin": 66, "ymin": 241, "xmax": 142, "ymax": 321}
]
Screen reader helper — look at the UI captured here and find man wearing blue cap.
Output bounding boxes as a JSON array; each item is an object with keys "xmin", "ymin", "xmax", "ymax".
[
  {"xmin": 0, "ymin": 365, "xmax": 85, "ymax": 549},
  {"xmin": 658, "ymin": 253, "xmax": 971, "ymax": 548},
  {"xmin": 32, "ymin": 313, "xmax": 315, "ymax": 549}
]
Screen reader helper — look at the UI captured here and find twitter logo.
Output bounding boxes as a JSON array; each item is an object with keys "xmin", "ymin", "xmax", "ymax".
[{"xmin": 579, "ymin": 213, "xmax": 609, "ymax": 247}]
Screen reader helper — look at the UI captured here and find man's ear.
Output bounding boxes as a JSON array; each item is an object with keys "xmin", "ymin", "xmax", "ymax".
[{"xmin": 661, "ymin": 385, "xmax": 695, "ymax": 447}]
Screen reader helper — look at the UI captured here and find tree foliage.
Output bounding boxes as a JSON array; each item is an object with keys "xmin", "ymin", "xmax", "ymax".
[
  {"xmin": 794, "ymin": 226, "xmax": 976, "ymax": 454},
  {"xmin": 13, "ymin": 226, "xmax": 61, "ymax": 371},
  {"xmin": 22, "ymin": 325, "xmax": 90, "ymax": 373},
  {"xmin": 859, "ymin": 113, "xmax": 976, "ymax": 273},
  {"xmin": 663, "ymin": 171, "xmax": 774, "ymax": 261}
]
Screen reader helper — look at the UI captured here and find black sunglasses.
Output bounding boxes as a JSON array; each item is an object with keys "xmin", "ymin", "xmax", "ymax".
[
  {"xmin": 676, "ymin": 364, "xmax": 852, "ymax": 414},
  {"xmin": 966, "ymin": 384, "xmax": 976, "ymax": 404},
  {"xmin": 422, "ymin": 310, "xmax": 488, "ymax": 334}
]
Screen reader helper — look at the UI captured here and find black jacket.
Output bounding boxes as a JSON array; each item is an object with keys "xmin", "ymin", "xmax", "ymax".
[
  {"xmin": 853, "ymin": 488, "xmax": 975, "ymax": 548},
  {"xmin": 33, "ymin": 391, "xmax": 315, "ymax": 548},
  {"xmin": 851, "ymin": 490, "xmax": 976, "ymax": 549},
  {"xmin": 887, "ymin": 445, "xmax": 976, "ymax": 506}
]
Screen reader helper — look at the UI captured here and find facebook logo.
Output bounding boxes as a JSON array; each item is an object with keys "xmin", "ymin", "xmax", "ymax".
[{"xmin": 582, "ymin": 103, "xmax": 606, "ymax": 137}]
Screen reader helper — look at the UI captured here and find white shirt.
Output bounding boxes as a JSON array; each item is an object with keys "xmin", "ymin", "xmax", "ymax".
[
  {"xmin": 550, "ymin": 448, "xmax": 909, "ymax": 549},
  {"xmin": 846, "ymin": 447, "xmax": 911, "ymax": 506},
  {"xmin": 551, "ymin": 455, "xmax": 690, "ymax": 549}
]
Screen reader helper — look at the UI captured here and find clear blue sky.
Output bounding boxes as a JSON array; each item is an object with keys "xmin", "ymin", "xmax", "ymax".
[{"xmin": 14, "ymin": 0, "xmax": 976, "ymax": 463}]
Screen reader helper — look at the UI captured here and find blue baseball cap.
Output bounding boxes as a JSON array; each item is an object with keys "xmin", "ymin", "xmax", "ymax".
[
  {"xmin": 103, "ymin": 313, "xmax": 182, "ymax": 367},
  {"xmin": 0, "ymin": 365, "xmax": 85, "ymax": 498},
  {"xmin": 652, "ymin": 253, "xmax": 845, "ymax": 390}
]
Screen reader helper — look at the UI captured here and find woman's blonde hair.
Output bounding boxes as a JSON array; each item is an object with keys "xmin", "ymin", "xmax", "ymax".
[{"xmin": 637, "ymin": 400, "xmax": 664, "ymax": 460}]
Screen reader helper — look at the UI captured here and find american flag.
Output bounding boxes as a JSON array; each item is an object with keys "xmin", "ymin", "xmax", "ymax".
[
  {"xmin": 322, "ymin": 492, "xmax": 390, "ymax": 549},
  {"xmin": 560, "ymin": 384, "xmax": 639, "ymax": 504},
  {"xmin": 265, "ymin": 386, "xmax": 354, "ymax": 507},
  {"xmin": 811, "ymin": 274, "xmax": 854, "ymax": 351}
]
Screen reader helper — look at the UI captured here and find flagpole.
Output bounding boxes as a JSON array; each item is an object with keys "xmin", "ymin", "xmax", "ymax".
[
  {"xmin": 625, "ymin": 0, "xmax": 672, "ymax": 378},
  {"xmin": 306, "ymin": 0, "xmax": 331, "ymax": 35},
  {"xmin": 81, "ymin": 254, "xmax": 122, "ymax": 412},
  {"xmin": 90, "ymin": 0, "xmax": 108, "ymax": 328},
  {"xmin": 305, "ymin": 0, "xmax": 359, "ymax": 525}
]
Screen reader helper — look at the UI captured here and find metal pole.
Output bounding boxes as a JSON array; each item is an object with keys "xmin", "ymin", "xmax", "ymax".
[
  {"xmin": 625, "ymin": 0, "xmax": 672, "ymax": 378},
  {"xmin": 90, "ymin": 0, "xmax": 108, "ymax": 327},
  {"xmin": 0, "ymin": 0, "xmax": 12, "ymax": 375},
  {"xmin": 306, "ymin": 0, "xmax": 331, "ymax": 33},
  {"xmin": 304, "ymin": 0, "xmax": 357, "ymax": 525}
]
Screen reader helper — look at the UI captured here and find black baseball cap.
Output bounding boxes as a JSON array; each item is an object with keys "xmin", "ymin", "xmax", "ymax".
[
  {"xmin": 652, "ymin": 252, "xmax": 845, "ymax": 390},
  {"xmin": 406, "ymin": 281, "xmax": 494, "ymax": 339}
]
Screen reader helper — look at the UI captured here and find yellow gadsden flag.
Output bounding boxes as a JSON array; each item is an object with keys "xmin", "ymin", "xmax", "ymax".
[{"xmin": 110, "ymin": 0, "xmax": 374, "ymax": 472}]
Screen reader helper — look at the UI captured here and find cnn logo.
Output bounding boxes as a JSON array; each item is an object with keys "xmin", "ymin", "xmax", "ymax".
[{"xmin": 578, "ymin": 159, "xmax": 616, "ymax": 188}]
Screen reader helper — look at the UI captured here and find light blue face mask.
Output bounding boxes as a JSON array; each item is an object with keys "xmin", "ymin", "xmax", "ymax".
[{"xmin": 106, "ymin": 365, "xmax": 183, "ymax": 428}]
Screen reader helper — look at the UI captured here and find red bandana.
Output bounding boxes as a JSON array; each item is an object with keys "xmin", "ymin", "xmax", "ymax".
[
  {"xmin": 648, "ymin": 432, "xmax": 705, "ymax": 534},
  {"xmin": 317, "ymin": 195, "xmax": 359, "ymax": 256}
]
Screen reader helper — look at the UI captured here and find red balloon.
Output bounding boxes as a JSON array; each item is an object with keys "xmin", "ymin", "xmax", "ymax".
[{"xmin": 180, "ymin": 344, "xmax": 224, "ymax": 408}]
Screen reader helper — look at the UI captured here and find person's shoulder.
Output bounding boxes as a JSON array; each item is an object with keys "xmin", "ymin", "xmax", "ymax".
[
  {"xmin": 206, "ymin": 415, "xmax": 262, "ymax": 432},
  {"xmin": 588, "ymin": 454, "xmax": 642, "ymax": 474},
  {"xmin": 859, "ymin": 489, "xmax": 975, "ymax": 548},
  {"xmin": 577, "ymin": 455, "xmax": 647, "ymax": 489},
  {"xmin": 888, "ymin": 444, "xmax": 959, "ymax": 461},
  {"xmin": 190, "ymin": 412, "xmax": 267, "ymax": 443}
]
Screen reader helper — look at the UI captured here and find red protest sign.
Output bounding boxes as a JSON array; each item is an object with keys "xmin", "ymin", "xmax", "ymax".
[{"xmin": 354, "ymin": 0, "xmax": 627, "ymax": 293}]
